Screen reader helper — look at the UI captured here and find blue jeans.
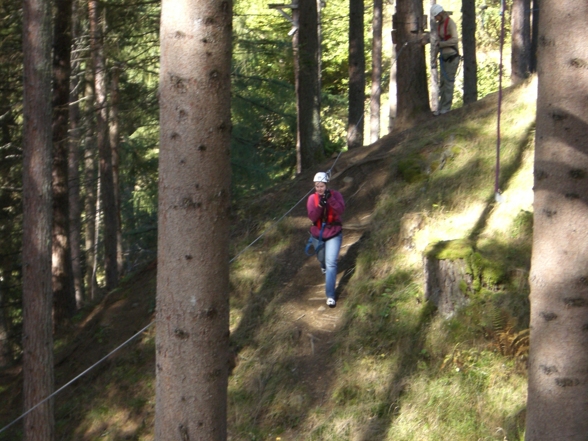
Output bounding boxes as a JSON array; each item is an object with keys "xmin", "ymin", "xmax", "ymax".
[
  {"xmin": 312, "ymin": 233, "xmax": 342, "ymax": 300},
  {"xmin": 439, "ymin": 55, "xmax": 460, "ymax": 113}
]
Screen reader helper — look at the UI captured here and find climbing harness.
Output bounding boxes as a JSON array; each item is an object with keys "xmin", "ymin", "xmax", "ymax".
[
  {"xmin": 495, "ymin": 0, "xmax": 506, "ymax": 203},
  {"xmin": 305, "ymin": 222, "xmax": 326, "ymax": 256},
  {"xmin": 439, "ymin": 54, "xmax": 461, "ymax": 83},
  {"xmin": 437, "ymin": 15, "xmax": 461, "ymax": 83}
]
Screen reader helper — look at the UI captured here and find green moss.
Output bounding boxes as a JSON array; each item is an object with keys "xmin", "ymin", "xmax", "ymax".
[
  {"xmin": 425, "ymin": 239, "xmax": 474, "ymax": 260},
  {"xmin": 426, "ymin": 239, "xmax": 509, "ymax": 291},
  {"xmin": 511, "ymin": 209, "xmax": 533, "ymax": 238},
  {"xmin": 398, "ymin": 156, "xmax": 425, "ymax": 183}
]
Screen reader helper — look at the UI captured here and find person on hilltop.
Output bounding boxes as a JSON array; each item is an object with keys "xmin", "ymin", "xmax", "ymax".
[
  {"xmin": 307, "ymin": 172, "xmax": 345, "ymax": 308},
  {"xmin": 423, "ymin": 4, "xmax": 461, "ymax": 115}
]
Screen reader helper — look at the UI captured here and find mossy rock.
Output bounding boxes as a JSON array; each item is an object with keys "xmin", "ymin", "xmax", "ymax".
[
  {"xmin": 425, "ymin": 239, "xmax": 475, "ymax": 261},
  {"xmin": 425, "ymin": 239, "xmax": 507, "ymax": 291}
]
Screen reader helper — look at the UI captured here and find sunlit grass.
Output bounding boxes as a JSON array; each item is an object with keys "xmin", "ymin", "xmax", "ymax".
[{"xmin": 227, "ymin": 78, "xmax": 536, "ymax": 440}]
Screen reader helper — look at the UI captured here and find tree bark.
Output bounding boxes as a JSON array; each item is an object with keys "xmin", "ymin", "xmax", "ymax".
[
  {"xmin": 52, "ymin": 0, "xmax": 76, "ymax": 327},
  {"xmin": 370, "ymin": 0, "xmax": 383, "ymax": 143},
  {"xmin": 428, "ymin": 0, "xmax": 439, "ymax": 113},
  {"xmin": 297, "ymin": 0, "xmax": 323, "ymax": 172},
  {"xmin": 388, "ymin": 31, "xmax": 398, "ymax": 132},
  {"xmin": 529, "ymin": 0, "xmax": 538, "ymax": 73},
  {"xmin": 526, "ymin": 1, "xmax": 588, "ymax": 439},
  {"xmin": 461, "ymin": 0, "xmax": 477, "ymax": 103},
  {"xmin": 511, "ymin": 0, "xmax": 531, "ymax": 84},
  {"xmin": 424, "ymin": 254, "xmax": 471, "ymax": 319},
  {"xmin": 156, "ymin": 0, "xmax": 232, "ymax": 438},
  {"xmin": 89, "ymin": 0, "xmax": 118, "ymax": 291},
  {"xmin": 83, "ymin": 67, "xmax": 100, "ymax": 300},
  {"xmin": 22, "ymin": 0, "xmax": 55, "ymax": 435},
  {"xmin": 69, "ymin": 0, "xmax": 85, "ymax": 307},
  {"xmin": 394, "ymin": 0, "xmax": 429, "ymax": 130},
  {"xmin": 109, "ymin": 63, "xmax": 124, "ymax": 276},
  {"xmin": 348, "ymin": 0, "xmax": 365, "ymax": 149}
]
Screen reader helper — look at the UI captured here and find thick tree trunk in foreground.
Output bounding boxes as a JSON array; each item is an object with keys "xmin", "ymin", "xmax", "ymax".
[
  {"xmin": 526, "ymin": 1, "xmax": 588, "ymax": 439},
  {"xmin": 22, "ymin": 0, "xmax": 55, "ymax": 436},
  {"xmin": 156, "ymin": 0, "xmax": 232, "ymax": 439},
  {"xmin": 347, "ymin": 0, "xmax": 365, "ymax": 149}
]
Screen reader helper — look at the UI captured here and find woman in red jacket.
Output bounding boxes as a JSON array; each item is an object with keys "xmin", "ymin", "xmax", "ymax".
[{"xmin": 307, "ymin": 172, "xmax": 345, "ymax": 307}]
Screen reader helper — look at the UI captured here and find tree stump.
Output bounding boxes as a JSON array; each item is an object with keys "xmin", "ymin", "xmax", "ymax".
[{"xmin": 424, "ymin": 240, "xmax": 474, "ymax": 319}]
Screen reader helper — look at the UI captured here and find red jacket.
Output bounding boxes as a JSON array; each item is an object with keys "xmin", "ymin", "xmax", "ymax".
[{"xmin": 307, "ymin": 189, "xmax": 345, "ymax": 240}]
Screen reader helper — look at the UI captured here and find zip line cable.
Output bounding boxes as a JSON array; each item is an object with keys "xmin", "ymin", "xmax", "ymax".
[
  {"xmin": 0, "ymin": 322, "xmax": 154, "ymax": 435},
  {"xmin": 1, "ymin": 39, "xmax": 414, "ymax": 437}
]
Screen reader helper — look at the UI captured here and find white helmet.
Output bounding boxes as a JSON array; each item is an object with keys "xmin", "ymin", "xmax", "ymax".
[
  {"xmin": 431, "ymin": 4, "xmax": 444, "ymax": 17},
  {"xmin": 313, "ymin": 172, "xmax": 329, "ymax": 183}
]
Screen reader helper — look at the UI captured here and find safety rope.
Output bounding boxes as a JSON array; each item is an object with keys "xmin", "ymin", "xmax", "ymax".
[
  {"xmin": 495, "ymin": 0, "xmax": 506, "ymax": 202},
  {"xmin": 0, "ymin": 322, "xmax": 154, "ymax": 435}
]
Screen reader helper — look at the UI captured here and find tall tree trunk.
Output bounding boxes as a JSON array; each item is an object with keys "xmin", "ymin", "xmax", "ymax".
[
  {"xmin": 428, "ymin": 0, "xmax": 439, "ymax": 113},
  {"xmin": 529, "ymin": 0, "xmax": 538, "ymax": 73},
  {"xmin": 69, "ymin": 0, "xmax": 85, "ymax": 307},
  {"xmin": 109, "ymin": 63, "xmax": 124, "ymax": 276},
  {"xmin": 83, "ymin": 67, "xmax": 99, "ymax": 300},
  {"xmin": 89, "ymin": 0, "xmax": 118, "ymax": 291},
  {"xmin": 461, "ymin": 0, "xmax": 477, "ymax": 103},
  {"xmin": 526, "ymin": 1, "xmax": 588, "ymax": 439},
  {"xmin": 22, "ymin": 0, "xmax": 55, "ymax": 435},
  {"xmin": 52, "ymin": 0, "xmax": 76, "ymax": 327},
  {"xmin": 296, "ymin": 0, "xmax": 322, "ymax": 172},
  {"xmin": 348, "ymin": 0, "xmax": 365, "ymax": 149},
  {"xmin": 370, "ymin": 0, "xmax": 383, "ymax": 143},
  {"xmin": 394, "ymin": 0, "xmax": 429, "ymax": 130},
  {"xmin": 511, "ymin": 0, "xmax": 531, "ymax": 84},
  {"xmin": 388, "ymin": 29, "xmax": 398, "ymax": 132},
  {"xmin": 156, "ymin": 0, "xmax": 232, "ymax": 438}
]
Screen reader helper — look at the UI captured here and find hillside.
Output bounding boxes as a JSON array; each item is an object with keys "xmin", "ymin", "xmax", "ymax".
[{"xmin": 0, "ymin": 77, "xmax": 537, "ymax": 440}]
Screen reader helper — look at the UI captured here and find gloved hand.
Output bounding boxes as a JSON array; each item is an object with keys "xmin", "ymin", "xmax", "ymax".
[
  {"xmin": 319, "ymin": 195, "xmax": 328, "ymax": 207},
  {"xmin": 324, "ymin": 189, "xmax": 331, "ymax": 199}
]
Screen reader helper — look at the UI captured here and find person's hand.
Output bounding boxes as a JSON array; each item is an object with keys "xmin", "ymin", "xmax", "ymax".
[
  {"xmin": 420, "ymin": 33, "xmax": 430, "ymax": 46},
  {"xmin": 324, "ymin": 189, "xmax": 331, "ymax": 199}
]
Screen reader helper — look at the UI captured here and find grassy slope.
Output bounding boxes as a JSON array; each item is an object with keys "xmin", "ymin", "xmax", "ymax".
[
  {"xmin": 228, "ymin": 78, "xmax": 536, "ymax": 441},
  {"xmin": 0, "ymin": 78, "xmax": 536, "ymax": 441}
]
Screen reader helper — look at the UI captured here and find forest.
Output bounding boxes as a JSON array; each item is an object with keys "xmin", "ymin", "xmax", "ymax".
[
  {"xmin": 0, "ymin": 0, "xmax": 515, "ymax": 374},
  {"xmin": 3, "ymin": 0, "xmax": 588, "ymax": 439}
]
